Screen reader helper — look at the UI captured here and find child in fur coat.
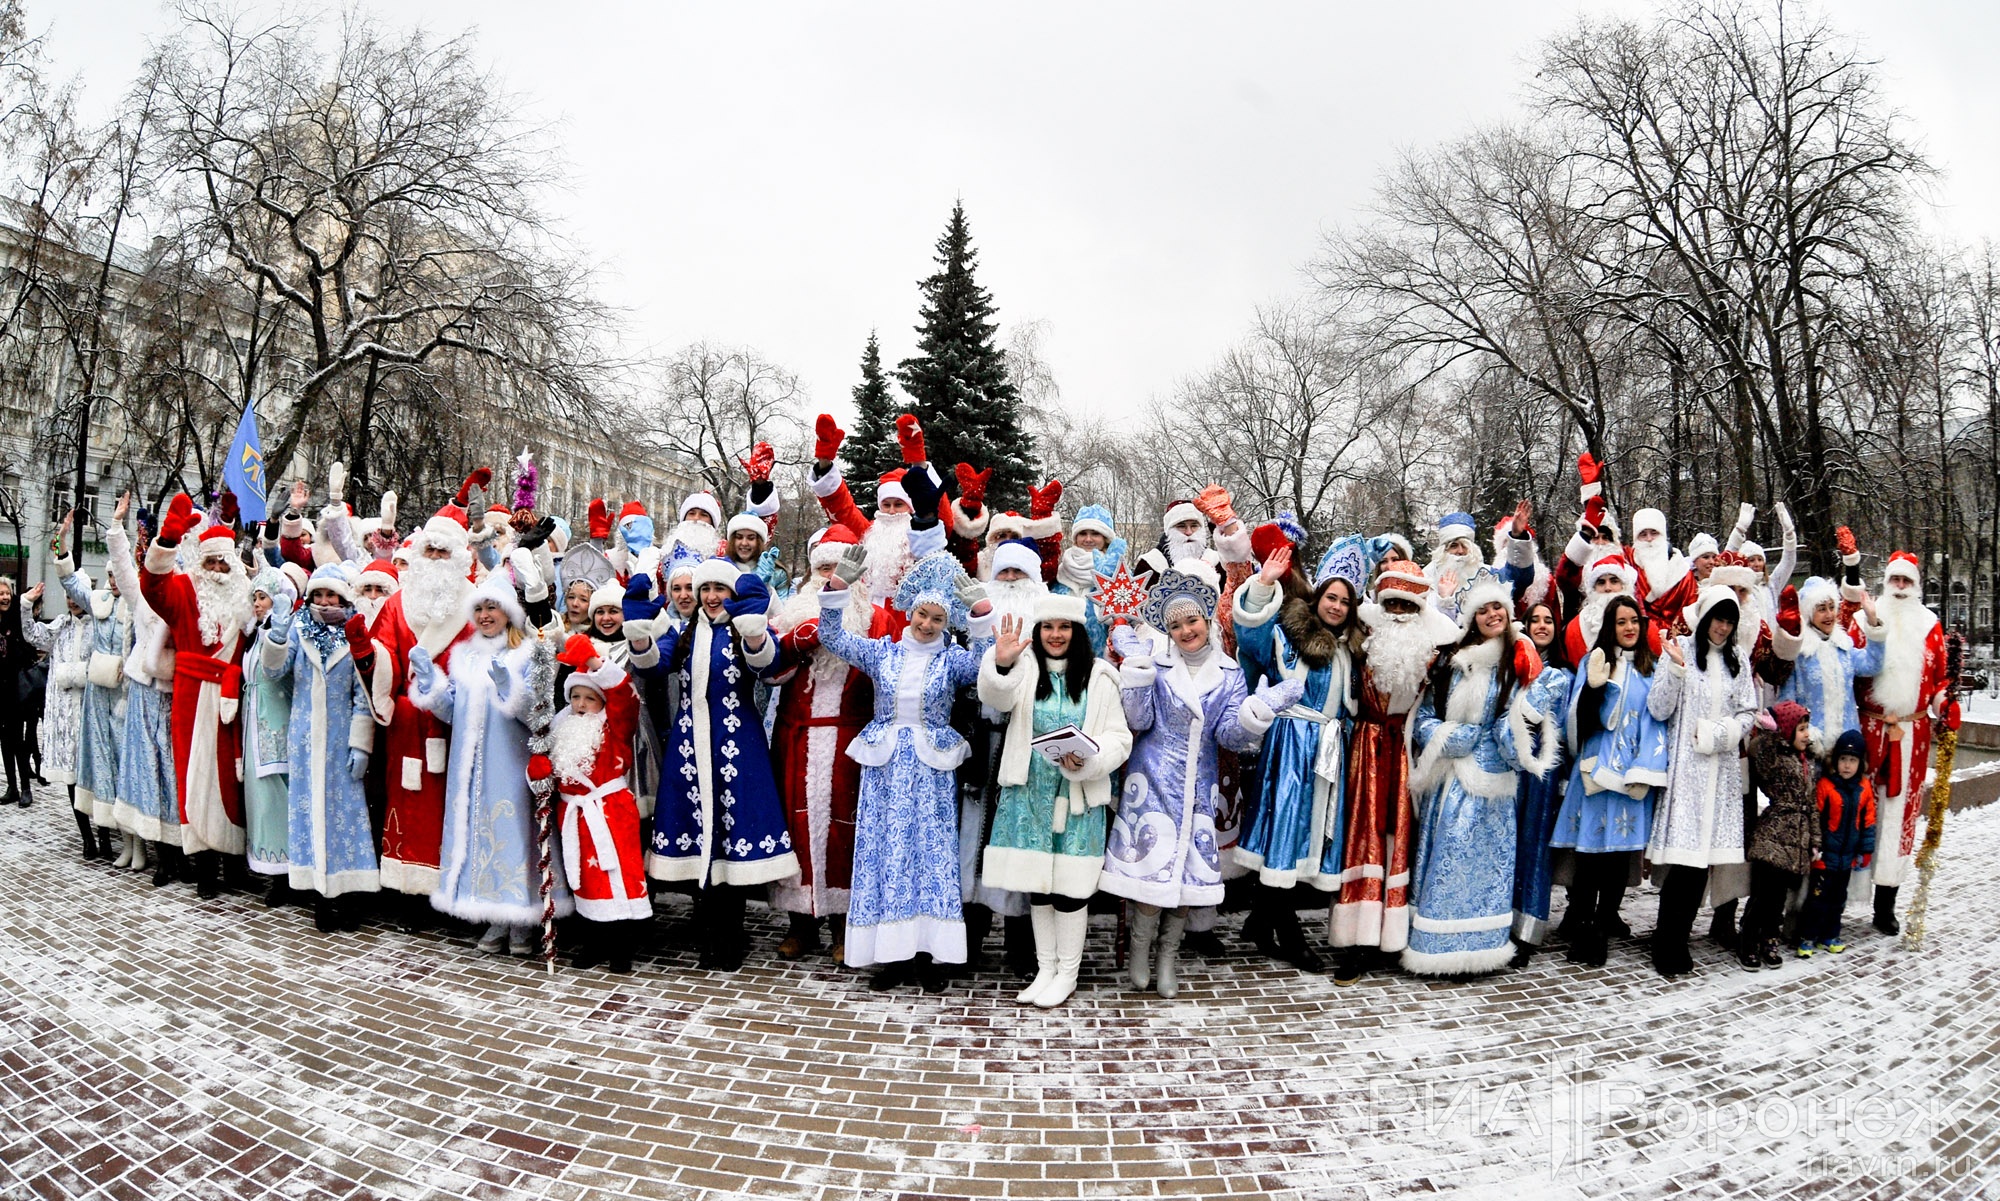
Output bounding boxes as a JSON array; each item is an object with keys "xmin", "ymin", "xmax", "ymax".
[{"xmin": 1741, "ymin": 700, "xmax": 1819, "ymax": 970}]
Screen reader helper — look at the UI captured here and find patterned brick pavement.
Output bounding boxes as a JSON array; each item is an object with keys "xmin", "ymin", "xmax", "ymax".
[{"xmin": 0, "ymin": 799, "xmax": 1995, "ymax": 1200}]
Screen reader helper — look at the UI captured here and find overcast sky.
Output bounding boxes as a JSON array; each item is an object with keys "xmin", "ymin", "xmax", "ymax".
[{"xmin": 38, "ymin": 1, "xmax": 2000, "ymax": 425}]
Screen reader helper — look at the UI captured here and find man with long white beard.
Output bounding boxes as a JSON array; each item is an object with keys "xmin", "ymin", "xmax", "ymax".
[
  {"xmin": 1627, "ymin": 508, "xmax": 1700, "ymax": 636},
  {"xmin": 1424, "ymin": 512, "xmax": 1485, "ymax": 597},
  {"xmin": 955, "ymin": 537, "xmax": 1051, "ymax": 978},
  {"xmin": 366, "ymin": 498, "xmax": 476, "ymax": 928},
  {"xmin": 806, "ymin": 413, "xmax": 925, "ymax": 622},
  {"xmin": 1853, "ymin": 550, "xmax": 1949, "ymax": 936},
  {"xmin": 1328, "ymin": 560, "xmax": 1461, "ymax": 982},
  {"xmin": 767, "ymin": 523, "xmax": 881, "ymax": 963},
  {"xmin": 665, "ymin": 491, "xmax": 724, "ymax": 560},
  {"xmin": 140, "ymin": 495, "xmax": 255, "ymax": 899}
]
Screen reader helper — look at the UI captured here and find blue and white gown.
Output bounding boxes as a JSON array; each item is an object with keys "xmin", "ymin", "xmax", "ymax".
[
  {"xmin": 1508, "ymin": 665, "xmax": 1573, "ymax": 945},
  {"xmin": 1403, "ymin": 638, "xmax": 1558, "ymax": 974},
  {"xmin": 262, "ymin": 614, "xmax": 379, "ymax": 898},
  {"xmin": 1551, "ymin": 650, "xmax": 1670, "ymax": 854},
  {"xmin": 816, "ymin": 590, "xmax": 995, "ymax": 968},
  {"xmin": 104, "ymin": 524, "xmax": 180, "ymax": 846},
  {"xmin": 632, "ymin": 612, "xmax": 798, "ymax": 887},
  {"xmin": 1098, "ymin": 642, "xmax": 1265, "ymax": 910},
  {"xmin": 1229, "ymin": 578, "xmax": 1353, "ymax": 890},
  {"xmin": 73, "ymin": 582, "xmax": 127, "ymax": 827},
  {"xmin": 412, "ymin": 632, "xmax": 543, "ymax": 926},
  {"xmin": 1777, "ymin": 618, "xmax": 1884, "ymax": 753}
]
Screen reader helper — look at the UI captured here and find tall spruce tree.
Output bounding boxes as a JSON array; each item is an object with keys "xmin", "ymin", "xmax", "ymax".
[
  {"xmin": 844, "ymin": 330, "xmax": 898, "ymax": 506},
  {"xmin": 896, "ymin": 202, "xmax": 1037, "ymax": 506}
]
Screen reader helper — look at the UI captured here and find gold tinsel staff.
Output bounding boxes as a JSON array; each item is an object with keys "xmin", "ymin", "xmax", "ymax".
[{"xmin": 1901, "ymin": 631, "xmax": 1965, "ymax": 952}]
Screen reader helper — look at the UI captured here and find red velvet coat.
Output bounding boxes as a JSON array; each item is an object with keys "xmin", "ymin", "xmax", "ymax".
[
  {"xmin": 369, "ymin": 591, "xmax": 470, "ymax": 894},
  {"xmin": 139, "ymin": 545, "xmax": 245, "ymax": 856}
]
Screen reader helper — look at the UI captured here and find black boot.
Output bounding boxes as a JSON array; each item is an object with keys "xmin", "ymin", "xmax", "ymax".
[
  {"xmin": 96, "ymin": 827, "xmax": 114, "ymax": 859},
  {"xmin": 151, "ymin": 844, "xmax": 177, "ymax": 888},
  {"xmin": 398, "ymin": 893, "xmax": 431, "ymax": 934},
  {"xmin": 1003, "ymin": 914, "xmax": 1037, "ymax": 980},
  {"xmin": 75, "ymin": 808, "xmax": 99, "ymax": 860},
  {"xmin": 1332, "ymin": 946, "xmax": 1368, "ymax": 985},
  {"xmin": 694, "ymin": 890, "xmax": 720, "ymax": 970},
  {"xmin": 223, "ymin": 855, "xmax": 252, "ymax": 893},
  {"xmin": 314, "ymin": 894, "xmax": 337, "ymax": 933},
  {"xmin": 1240, "ymin": 889, "xmax": 1279, "ymax": 957},
  {"xmin": 868, "ymin": 959, "xmax": 917, "ymax": 991},
  {"xmin": 1736, "ymin": 936, "xmax": 1762, "ymax": 971},
  {"xmin": 335, "ymin": 894, "xmax": 366, "ymax": 932},
  {"xmin": 962, "ymin": 904, "xmax": 993, "ymax": 972},
  {"xmin": 1269, "ymin": 891, "xmax": 1324, "ymax": 973},
  {"xmin": 1509, "ymin": 940, "xmax": 1535, "ymax": 970},
  {"xmin": 1708, "ymin": 899, "xmax": 1739, "ymax": 951},
  {"xmin": 918, "ymin": 954, "xmax": 951, "ymax": 994},
  {"xmin": 266, "ymin": 875, "xmax": 293, "ymax": 908},
  {"xmin": 571, "ymin": 921, "xmax": 605, "ymax": 970},
  {"xmin": 606, "ymin": 920, "xmax": 636, "ymax": 974},
  {"xmin": 1873, "ymin": 886, "xmax": 1901, "ymax": 936},
  {"xmin": 195, "ymin": 851, "xmax": 222, "ymax": 899}
]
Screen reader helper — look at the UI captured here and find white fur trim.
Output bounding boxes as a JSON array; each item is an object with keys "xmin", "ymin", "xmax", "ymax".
[
  {"xmin": 1400, "ymin": 940, "xmax": 1516, "ymax": 977},
  {"xmin": 991, "ymin": 540, "xmax": 1042, "ymax": 579},
  {"xmin": 1034, "ymin": 593, "xmax": 1087, "ymax": 626},
  {"xmin": 809, "ymin": 464, "xmax": 844, "ymax": 499},
  {"xmin": 691, "ymin": 558, "xmax": 741, "ymax": 592},
  {"xmin": 679, "ymin": 492, "xmax": 722, "ymax": 525},
  {"xmin": 1071, "ymin": 513, "xmax": 1115, "ymax": 541},
  {"xmin": 876, "ymin": 480, "xmax": 911, "ymax": 508},
  {"xmin": 1161, "ymin": 502, "xmax": 1202, "ymax": 530},
  {"xmin": 1633, "ymin": 507, "xmax": 1667, "ymax": 537},
  {"xmin": 950, "ymin": 499, "xmax": 990, "ymax": 541},
  {"xmin": 1510, "ymin": 687, "xmax": 1558, "ymax": 780},
  {"xmin": 726, "ymin": 512, "xmax": 768, "ymax": 539}
]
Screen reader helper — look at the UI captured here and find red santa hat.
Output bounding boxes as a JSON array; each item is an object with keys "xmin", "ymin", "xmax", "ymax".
[
  {"xmin": 1249, "ymin": 522, "xmax": 1291, "ymax": 565},
  {"xmin": 617, "ymin": 500, "xmax": 648, "ymax": 525},
  {"xmin": 876, "ymin": 469, "xmax": 911, "ymax": 508},
  {"xmin": 1584, "ymin": 551, "xmax": 1638, "ymax": 592},
  {"xmin": 1884, "ymin": 550, "xmax": 1920, "ymax": 587},
  {"xmin": 1161, "ymin": 499, "xmax": 1204, "ymax": 530},
  {"xmin": 1373, "ymin": 559, "xmax": 1431, "ymax": 596},
  {"xmin": 1705, "ymin": 550, "xmax": 1759, "ymax": 592},
  {"xmin": 197, "ymin": 524, "xmax": 236, "ymax": 553},
  {"xmin": 356, "ymin": 559, "xmax": 400, "ymax": 592},
  {"xmin": 809, "ymin": 524, "xmax": 860, "ymax": 569}
]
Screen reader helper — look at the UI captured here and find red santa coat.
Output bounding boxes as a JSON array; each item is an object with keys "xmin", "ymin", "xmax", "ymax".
[
  {"xmin": 1636, "ymin": 555, "xmax": 1700, "ymax": 637},
  {"xmin": 545, "ymin": 667, "xmax": 651, "ymax": 921},
  {"xmin": 368, "ymin": 590, "xmax": 470, "ymax": 894},
  {"xmin": 1855, "ymin": 598, "xmax": 1947, "ymax": 887},
  {"xmin": 139, "ymin": 544, "xmax": 245, "ymax": 856},
  {"xmin": 766, "ymin": 601, "xmax": 892, "ymax": 917}
]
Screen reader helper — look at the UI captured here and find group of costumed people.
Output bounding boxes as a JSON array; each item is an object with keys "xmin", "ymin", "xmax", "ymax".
[{"xmin": 14, "ymin": 420, "xmax": 1961, "ymax": 1001}]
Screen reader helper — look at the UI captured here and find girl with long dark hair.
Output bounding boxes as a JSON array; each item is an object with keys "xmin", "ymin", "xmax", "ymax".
[
  {"xmin": 1644, "ymin": 587, "xmax": 1760, "ymax": 976},
  {"xmin": 1550, "ymin": 594, "xmax": 1669, "ymax": 967}
]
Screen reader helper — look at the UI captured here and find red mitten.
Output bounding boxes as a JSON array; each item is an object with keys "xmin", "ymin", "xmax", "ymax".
[
  {"xmin": 791, "ymin": 618, "xmax": 822, "ymax": 653},
  {"xmin": 1775, "ymin": 585, "xmax": 1802, "ymax": 636},
  {"xmin": 527, "ymin": 754, "xmax": 553, "ymax": 783},
  {"xmin": 1192, "ymin": 483, "xmax": 1236, "ymax": 528},
  {"xmin": 1835, "ymin": 525, "xmax": 1859, "ymax": 561},
  {"xmin": 159, "ymin": 492, "xmax": 199, "ymax": 544},
  {"xmin": 814, "ymin": 414, "xmax": 846, "ymax": 461},
  {"xmin": 344, "ymin": 613, "xmax": 374, "ymax": 663},
  {"xmin": 738, "ymin": 441, "xmax": 775, "ymax": 481},
  {"xmin": 1578, "ymin": 452, "xmax": 1604, "ymax": 490},
  {"xmin": 587, "ymin": 498, "xmax": 612, "ymax": 540},
  {"xmin": 1512, "ymin": 638, "xmax": 1544, "ymax": 687},
  {"xmin": 453, "ymin": 467, "xmax": 493, "ymax": 507},
  {"xmin": 895, "ymin": 414, "xmax": 926, "ymax": 464},
  {"xmin": 215, "ymin": 490, "xmax": 241, "ymax": 528},
  {"xmin": 1028, "ymin": 478, "xmax": 1064, "ymax": 521},
  {"xmin": 954, "ymin": 463, "xmax": 991, "ymax": 508}
]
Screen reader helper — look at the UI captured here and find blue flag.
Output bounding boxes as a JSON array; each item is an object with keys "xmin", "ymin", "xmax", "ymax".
[{"xmin": 223, "ymin": 398, "xmax": 269, "ymax": 523}]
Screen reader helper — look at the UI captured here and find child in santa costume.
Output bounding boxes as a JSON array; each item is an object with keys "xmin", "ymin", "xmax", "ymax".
[
  {"xmin": 140, "ymin": 494, "xmax": 254, "ymax": 899},
  {"xmin": 1851, "ymin": 549, "xmax": 1948, "ymax": 936},
  {"xmin": 533, "ymin": 635, "xmax": 651, "ymax": 973}
]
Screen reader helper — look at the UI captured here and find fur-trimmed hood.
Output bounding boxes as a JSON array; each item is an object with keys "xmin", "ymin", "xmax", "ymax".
[{"xmin": 1278, "ymin": 595, "xmax": 1353, "ymax": 670}]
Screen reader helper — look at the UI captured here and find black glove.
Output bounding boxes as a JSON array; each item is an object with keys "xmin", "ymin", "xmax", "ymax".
[
  {"xmin": 516, "ymin": 515, "xmax": 558, "ymax": 551},
  {"xmin": 263, "ymin": 516, "xmax": 282, "ymax": 541},
  {"xmin": 748, "ymin": 479, "xmax": 774, "ymax": 508},
  {"xmin": 903, "ymin": 464, "xmax": 942, "ymax": 530}
]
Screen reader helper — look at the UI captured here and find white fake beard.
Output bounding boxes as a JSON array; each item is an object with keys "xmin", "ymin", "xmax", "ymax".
[
  {"xmin": 354, "ymin": 595, "xmax": 386, "ymax": 626},
  {"xmin": 669, "ymin": 519, "xmax": 719, "ymax": 559},
  {"xmin": 985, "ymin": 576, "xmax": 1047, "ymax": 631},
  {"xmin": 402, "ymin": 549, "xmax": 472, "ymax": 634},
  {"xmin": 1165, "ymin": 529, "xmax": 1207, "ymax": 564},
  {"xmin": 192, "ymin": 562, "xmax": 253, "ymax": 646},
  {"xmin": 1427, "ymin": 547, "xmax": 1484, "ymax": 585},
  {"xmin": 861, "ymin": 512, "xmax": 913, "ymax": 601},
  {"xmin": 1631, "ymin": 537, "xmax": 1670, "ymax": 581},
  {"xmin": 1868, "ymin": 589, "xmax": 1936, "ymax": 715},
  {"xmin": 550, "ymin": 708, "xmax": 607, "ymax": 786},
  {"xmin": 1576, "ymin": 588, "xmax": 1621, "ymax": 651},
  {"xmin": 1358, "ymin": 603, "xmax": 1438, "ymax": 710}
]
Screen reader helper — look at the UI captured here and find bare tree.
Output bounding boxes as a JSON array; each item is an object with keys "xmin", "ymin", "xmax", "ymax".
[
  {"xmin": 153, "ymin": 4, "xmax": 608, "ymax": 487},
  {"xmin": 635, "ymin": 342, "xmax": 806, "ymax": 515}
]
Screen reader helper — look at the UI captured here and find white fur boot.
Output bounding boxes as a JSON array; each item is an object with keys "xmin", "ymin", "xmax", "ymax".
[
  {"xmin": 1017, "ymin": 905, "xmax": 1059, "ymax": 1005},
  {"xmin": 1034, "ymin": 907, "xmax": 1091, "ymax": 1009}
]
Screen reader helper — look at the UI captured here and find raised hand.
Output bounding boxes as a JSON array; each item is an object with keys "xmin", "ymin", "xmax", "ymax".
[
  {"xmin": 1663, "ymin": 637, "xmax": 1686, "ymax": 667},
  {"xmin": 1027, "ymin": 478, "xmax": 1064, "ymax": 521},
  {"xmin": 1109, "ymin": 624, "xmax": 1145, "ymax": 661},
  {"xmin": 113, "ymin": 492, "xmax": 131, "ymax": 524},
  {"xmin": 1256, "ymin": 544, "xmax": 1292, "ymax": 586},
  {"xmin": 409, "ymin": 646, "xmax": 437, "ymax": 692},
  {"xmin": 1835, "ymin": 526, "xmax": 1858, "ymax": 560},
  {"xmin": 1511, "ymin": 499, "xmax": 1533, "ymax": 537},
  {"xmin": 1192, "ymin": 483, "xmax": 1236, "ymax": 529},
  {"xmin": 1254, "ymin": 676, "xmax": 1307, "ymax": 715},
  {"xmin": 895, "ymin": 414, "xmax": 926, "ymax": 464},
  {"xmin": 1586, "ymin": 647, "xmax": 1610, "ymax": 689},
  {"xmin": 288, "ymin": 479, "xmax": 309, "ymax": 514},
  {"xmin": 954, "ymin": 463, "xmax": 991, "ymax": 508},
  {"xmin": 327, "ymin": 461, "xmax": 347, "ymax": 504},
  {"xmin": 993, "ymin": 613, "xmax": 1029, "ymax": 667},
  {"xmin": 813, "ymin": 414, "xmax": 846, "ymax": 463},
  {"xmin": 738, "ymin": 441, "xmax": 775, "ymax": 481},
  {"xmin": 159, "ymin": 492, "xmax": 199, "ymax": 543},
  {"xmin": 489, "ymin": 655, "xmax": 513, "ymax": 699}
]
